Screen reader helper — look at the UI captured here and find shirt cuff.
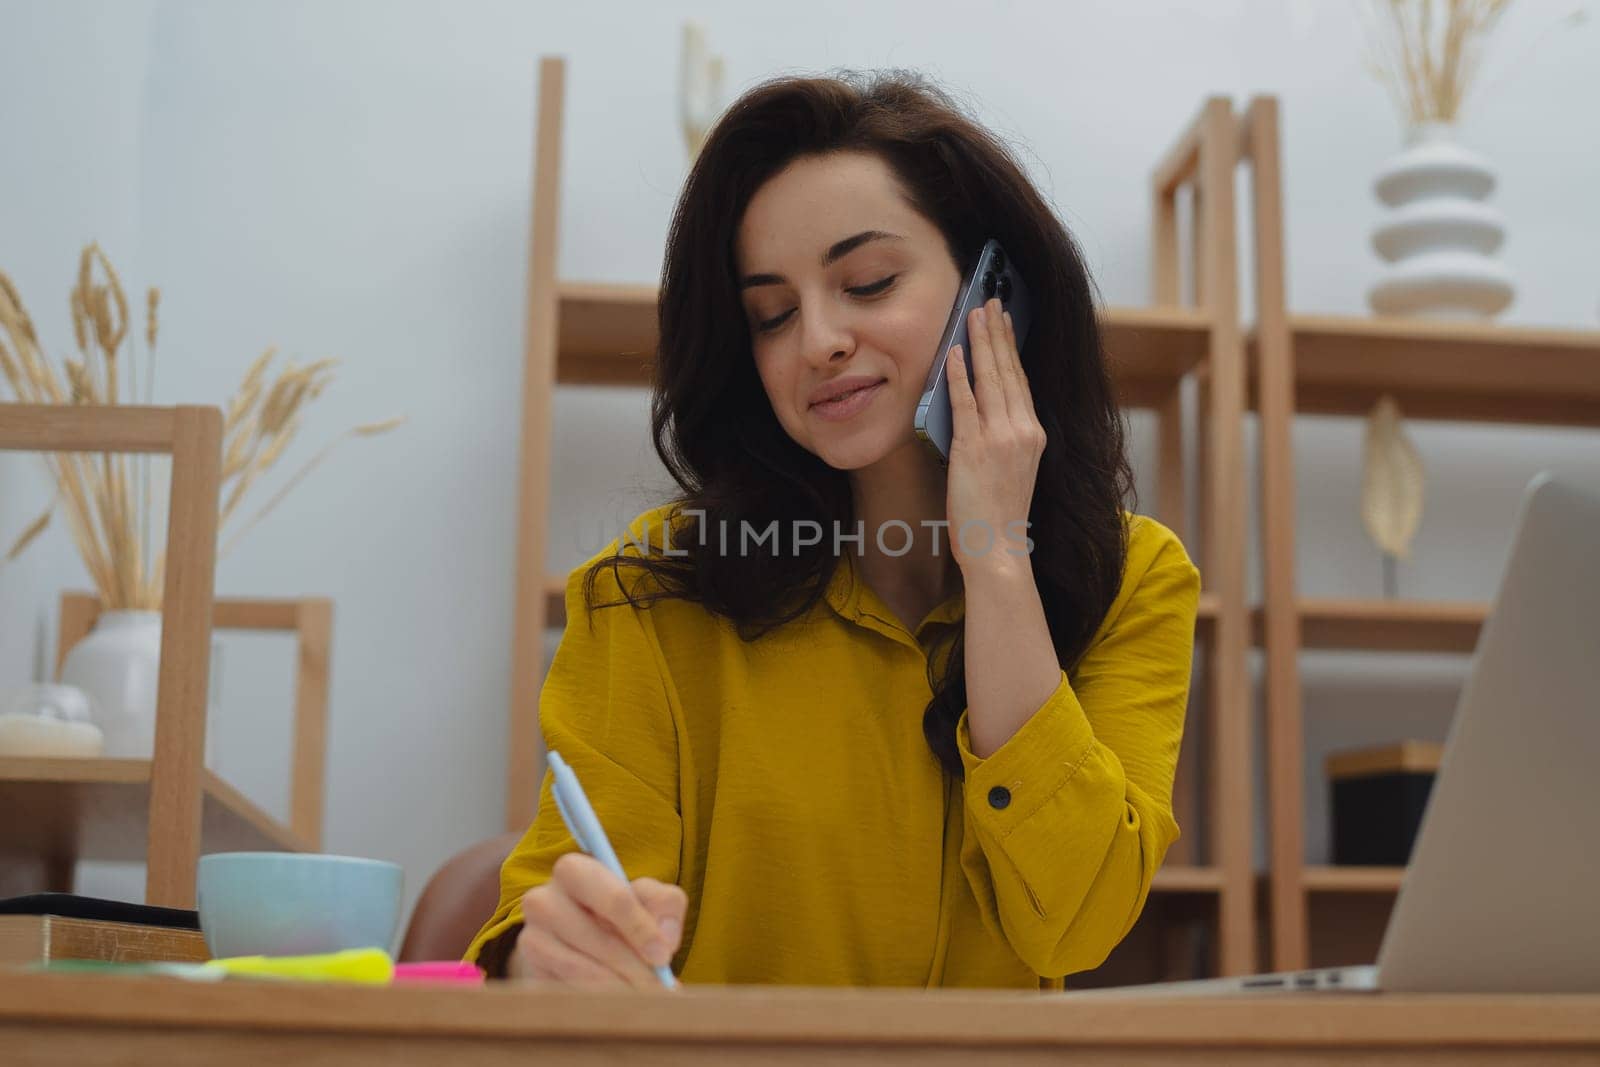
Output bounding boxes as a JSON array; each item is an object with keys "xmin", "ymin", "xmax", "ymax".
[{"xmin": 956, "ymin": 669, "xmax": 1097, "ymax": 831}]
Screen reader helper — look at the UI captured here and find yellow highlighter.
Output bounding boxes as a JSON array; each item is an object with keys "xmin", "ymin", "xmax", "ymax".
[{"xmin": 204, "ymin": 946, "xmax": 395, "ymax": 983}]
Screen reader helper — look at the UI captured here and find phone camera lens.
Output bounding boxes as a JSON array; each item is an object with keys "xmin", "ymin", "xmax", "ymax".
[
  {"xmin": 991, "ymin": 249, "xmax": 1006, "ymax": 271},
  {"xmin": 996, "ymin": 274, "xmax": 1013, "ymax": 303},
  {"xmin": 981, "ymin": 270, "xmax": 997, "ymax": 297}
]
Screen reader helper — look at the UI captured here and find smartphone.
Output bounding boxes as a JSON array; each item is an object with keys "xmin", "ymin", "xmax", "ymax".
[{"xmin": 913, "ymin": 238, "xmax": 1034, "ymax": 463}]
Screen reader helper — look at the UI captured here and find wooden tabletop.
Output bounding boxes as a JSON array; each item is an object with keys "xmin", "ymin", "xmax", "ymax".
[{"xmin": 5, "ymin": 971, "xmax": 1600, "ymax": 1065}]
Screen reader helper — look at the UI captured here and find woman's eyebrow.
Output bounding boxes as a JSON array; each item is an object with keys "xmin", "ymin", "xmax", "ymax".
[{"xmin": 739, "ymin": 230, "xmax": 905, "ymax": 290}]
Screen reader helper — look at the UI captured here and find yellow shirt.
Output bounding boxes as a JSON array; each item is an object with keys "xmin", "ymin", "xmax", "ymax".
[{"xmin": 466, "ymin": 505, "xmax": 1200, "ymax": 988}]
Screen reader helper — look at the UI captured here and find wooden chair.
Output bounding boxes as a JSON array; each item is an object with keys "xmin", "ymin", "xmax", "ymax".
[{"xmin": 398, "ymin": 831, "xmax": 522, "ymax": 963}]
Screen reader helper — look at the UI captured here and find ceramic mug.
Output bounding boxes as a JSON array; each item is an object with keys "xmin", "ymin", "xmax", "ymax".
[{"xmin": 197, "ymin": 852, "xmax": 404, "ymax": 958}]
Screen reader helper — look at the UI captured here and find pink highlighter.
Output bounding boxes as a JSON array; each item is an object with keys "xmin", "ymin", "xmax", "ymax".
[{"xmin": 392, "ymin": 961, "xmax": 486, "ymax": 986}]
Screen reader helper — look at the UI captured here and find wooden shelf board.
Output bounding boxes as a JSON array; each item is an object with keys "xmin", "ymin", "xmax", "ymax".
[
  {"xmin": 1249, "ymin": 314, "xmax": 1600, "ymax": 427},
  {"xmin": 556, "ymin": 282, "xmax": 1213, "ymax": 405},
  {"xmin": 556, "ymin": 282, "xmax": 659, "ymax": 385},
  {"xmin": 0, "ymin": 758, "xmax": 309, "ymax": 865},
  {"xmin": 1250, "ymin": 598, "xmax": 1487, "ymax": 653},
  {"xmin": 1301, "ymin": 865, "xmax": 1405, "ymax": 894},
  {"xmin": 1151, "ymin": 865, "xmax": 1224, "ymax": 894},
  {"xmin": 1102, "ymin": 305, "xmax": 1213, "ymax": 408}
]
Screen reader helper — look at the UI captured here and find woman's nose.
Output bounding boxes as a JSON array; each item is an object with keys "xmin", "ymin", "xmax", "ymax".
[{"xmin": 797, "ymin": 303, "xmax": 853, "ymax": 367}]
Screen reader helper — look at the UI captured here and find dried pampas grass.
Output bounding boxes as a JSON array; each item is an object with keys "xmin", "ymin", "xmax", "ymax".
[
  {"xmin": 1, "ymin": 243, "xmax": 404, "ymax": 610},
  {"xmin": 1362, "ymin": 0, "xmax": 1514, "ymax": 125}
]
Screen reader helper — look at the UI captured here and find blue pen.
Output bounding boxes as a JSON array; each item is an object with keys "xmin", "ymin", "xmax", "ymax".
[{"xmin": 546, "ymin": 750, "xmax": 679, "ymax": 989}]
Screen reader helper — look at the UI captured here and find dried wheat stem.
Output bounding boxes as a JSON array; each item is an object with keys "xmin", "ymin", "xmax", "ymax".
[
  {"xmin": 48, "ymin": 452, "xmax": 116, "ymax": 595},
  {"xmin": 90, "ymin": 462, "xmax": 133, "ymax": 609},
  {"xmin": 0, "ymin": 336, "xmax": 29, "ymax": 400},
  {"xmin": 221, "ymin": 412, "xmax": 303, "ymax": 526},
  {"xmin": 5, "ymin": 505, "xmax": 53, "ymax": 562},
  {"xmin": 140, "ymin": 286, "xmax": 160, "ymax": 594},
  {"xmin": 82, "ymin": 246, "xmax": 136, "ymax": 590},
  {"xmin": 219, "ymin": 415, "xmax": 405, "ymax": 558},
  {"xmin": 147, "ymin": 552, "xmax": 166, "ymax": 609},
  {"xmin": 219, "ymin": 359, "xmax": 335, "ymax": 525},
  {"xmin": 4, "ymin": 243, "xmax": 381, "ymax": 611},
  {"xmin": 220, "ymin": 430, "xmax": 343, "ymax": 559},
  {"xmin": 0, "ymin": 288, "xmax": 65, "ymax": 405},
  {"xmin": 228, "ymin": 347, "xmax": 276, "ymax": 425},
  {"xmin": 70, "ymin": 286, "xmax": 90, "ymax": 354}
]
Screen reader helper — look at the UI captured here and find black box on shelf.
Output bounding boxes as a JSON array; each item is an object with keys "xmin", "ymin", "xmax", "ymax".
[{"xmin": 1326, "ymin": 741, "xmax": 1442, "ymax": 867}]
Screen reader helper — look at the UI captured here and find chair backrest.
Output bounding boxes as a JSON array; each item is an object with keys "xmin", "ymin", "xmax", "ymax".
[{"xmin": 398, "ymin": 831, "xmax": 522, "ymax": 963}]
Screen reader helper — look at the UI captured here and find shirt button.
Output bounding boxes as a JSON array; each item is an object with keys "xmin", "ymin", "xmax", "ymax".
[{"xmin": 987, "ymin": 786, "xmax": 1012, "ymax": 810}]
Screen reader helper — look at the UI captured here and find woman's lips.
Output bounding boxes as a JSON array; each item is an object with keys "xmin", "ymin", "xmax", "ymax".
[{"xmin": 809, "ymin": 379, "xmax": 886, "ymax": 421}]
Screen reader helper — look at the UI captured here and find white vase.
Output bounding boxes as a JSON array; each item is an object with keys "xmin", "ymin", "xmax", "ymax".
[
  {"xmin": 1367, "ymin": 121, "xmax": 1514, "ymax": 320},
  {"xmin": 60, "ymin": 612, "xmax": 220, "ymax": 763}
]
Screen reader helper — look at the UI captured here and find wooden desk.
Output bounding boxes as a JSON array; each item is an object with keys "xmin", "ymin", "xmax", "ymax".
[{"xmin": 3, "ymin": 972, "xmax": 1598, "ymax": 1065}]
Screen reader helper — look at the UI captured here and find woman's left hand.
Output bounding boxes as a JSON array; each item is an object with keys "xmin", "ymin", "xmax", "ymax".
[{"xmin": 943, "ymin": 296, "xmax": 1046, "ymax": 578}]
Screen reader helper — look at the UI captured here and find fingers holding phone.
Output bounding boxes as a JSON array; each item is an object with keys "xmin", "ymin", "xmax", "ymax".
[
  {"xmin": 913, "ymin": 238, "xmax": 1033, "ymax": 463},
  {"xmin": 944, "ymin": 298, "xmax": 1046, "ymax": 574}
]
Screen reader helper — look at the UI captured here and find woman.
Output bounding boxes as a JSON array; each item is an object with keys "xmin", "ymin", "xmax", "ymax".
[{"xmin": 466, "ymin": 68, "xmax": 1201, "ymax": 990}]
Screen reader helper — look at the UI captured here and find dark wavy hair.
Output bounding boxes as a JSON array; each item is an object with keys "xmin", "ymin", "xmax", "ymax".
[{"xmin": 581, "ymin": 68, "xmax": 1135, "ymax": 778}]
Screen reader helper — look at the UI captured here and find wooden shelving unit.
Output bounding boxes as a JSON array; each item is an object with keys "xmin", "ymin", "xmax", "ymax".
[
  {"xmin": 554, "ymin": 280, "xmax": 1215, "ymax": 398},
  {"xmin": 0, "ymin": 757, "xmax": 310, "ymax": 863},
  {"xmin": 1251, "ymin": 599, "xmax": 1488, "ymax": 654},
  {"xmin": 505, "ymin": 58, "xmax": 1255, "ymax": 980},
  {"xmin": 0, "ymin": 405, "xmax": 224, "ymax": 908},
  {"xmin": 1237, "ymin": 95, "xmax": 1600, "ymax": 972},
  {"xmin": 1250, "ymin": 314, "xmax": 1600, "ymax": 427},
  {"xmin": 1300, "ymin": 866, "xmax": 1406, "ymax": 894},
  {"xmin": 0, "ymin": 406, "xmax": 329, "ymax": 906},
  {"xmin": 54, "ymin": 591, "xmax": 333, "ymax": 852},
  {"xmin": 1153, "ymin": 865, "xmax": 1228, "ymax": 894}
]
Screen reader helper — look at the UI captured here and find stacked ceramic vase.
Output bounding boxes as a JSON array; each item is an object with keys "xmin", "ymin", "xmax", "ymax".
[{"xmin": 1368, "ymin": 122, "xmax": 1514, "ymax": 320}]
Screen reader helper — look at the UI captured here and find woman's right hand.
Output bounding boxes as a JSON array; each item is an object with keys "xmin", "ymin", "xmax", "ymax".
[{"xmin": 509, "ymin": 852, "xmax": 687, "ymax": 988}]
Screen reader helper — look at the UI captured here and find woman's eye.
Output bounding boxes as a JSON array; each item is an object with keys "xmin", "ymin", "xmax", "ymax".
[
  {"xmin": 755, "ymin": 309, "xmax": 793, "ymax": 334},
  {"xmin": 848, "ymin": 274, "xmax": 898, "ymax": 297},
  {"xmin": 753, "ymin": 275, "xmax": 899, "ymax": 335}
]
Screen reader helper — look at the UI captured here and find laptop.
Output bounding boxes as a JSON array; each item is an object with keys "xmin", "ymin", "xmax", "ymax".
[{"xmin": 1068, "ymin": 471, "xmax": 1600, "ymax": 997}]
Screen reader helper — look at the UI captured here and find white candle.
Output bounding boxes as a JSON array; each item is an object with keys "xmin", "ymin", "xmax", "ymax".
[{"xmin": 0, "ymin": 713, "xmax": 104, "ymax": 757}]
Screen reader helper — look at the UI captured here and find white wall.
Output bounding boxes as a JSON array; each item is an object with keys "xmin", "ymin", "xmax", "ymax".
[{"xmin": 1, "ymin": 0, "xmax": 1597, "ymax": 924}]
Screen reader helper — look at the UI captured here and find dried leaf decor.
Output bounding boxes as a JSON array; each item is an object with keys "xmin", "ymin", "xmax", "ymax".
[{"xmin": 1361, "ymin": 394, "xmax": 1425, "ymax": 561}]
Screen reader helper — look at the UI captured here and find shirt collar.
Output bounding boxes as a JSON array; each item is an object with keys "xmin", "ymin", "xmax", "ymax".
[{"xmin": 823, "ymin": 552, "xmax": 964, "ymax": 648}]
